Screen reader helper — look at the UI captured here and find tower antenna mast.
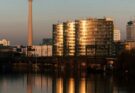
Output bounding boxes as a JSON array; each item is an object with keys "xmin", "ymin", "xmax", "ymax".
[{"xmin": 28, "ymin": 0, "xmax": 33, "ymax": 46}]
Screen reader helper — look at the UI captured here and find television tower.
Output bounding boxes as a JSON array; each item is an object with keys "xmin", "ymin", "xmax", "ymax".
[{"xmin": 28, "ymin": 0, "xmax": 33, "ymax": 46}]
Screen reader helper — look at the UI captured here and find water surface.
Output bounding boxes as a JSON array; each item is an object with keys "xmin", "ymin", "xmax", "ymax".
[{"xmin": 0, "ymin": 72, "xmax": 135, "ymax": 93}]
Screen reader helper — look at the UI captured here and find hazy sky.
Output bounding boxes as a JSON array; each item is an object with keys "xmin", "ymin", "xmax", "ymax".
[{"xmin": 0, "ymin": 0, "xmax": 135, "ymax": 45}]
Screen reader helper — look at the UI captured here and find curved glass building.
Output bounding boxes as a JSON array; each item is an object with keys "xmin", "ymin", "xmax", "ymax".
[
  {"xmin": 53, "ymin": 24, "xmax": 64, "ymax": 56},
  {"xmin": 53, "ymin": 17, "xmax": 114, "ymax": 57}
]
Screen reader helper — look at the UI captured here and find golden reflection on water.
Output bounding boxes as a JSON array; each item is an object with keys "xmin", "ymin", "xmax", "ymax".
[
  {"xmin": 1, "ymin": 72, "xmax": 133, "ymax": 93},
  {"xmin": 68, "ymin": 78, "xmax": 75, "ymax": 93},
  {"xmin": 79, "ymin": 78, "xmax": 86, "ymax": 93},
  {"xmin": 56, "ymin": 78, "xmax": 63, "ymax": 93}
]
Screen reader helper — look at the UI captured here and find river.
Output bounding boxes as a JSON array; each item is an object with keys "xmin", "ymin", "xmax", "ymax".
[{"xmin": 0, "ymin": 71, "xmax": 135, "ymax": 93}]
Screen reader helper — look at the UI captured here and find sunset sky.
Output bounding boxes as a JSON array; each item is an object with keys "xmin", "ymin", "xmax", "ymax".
[{"xmin": 0, "ymin": 0, "xmax": 135, "ymax": 45}]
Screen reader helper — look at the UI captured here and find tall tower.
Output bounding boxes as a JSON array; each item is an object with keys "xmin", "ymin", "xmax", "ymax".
[{"xmin": 28, "ymin": 0, "xmax": 33, "ymax": 46}]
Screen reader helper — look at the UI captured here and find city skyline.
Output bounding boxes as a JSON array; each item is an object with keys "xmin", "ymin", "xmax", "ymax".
[{"xmin": 0, "ymin": 0, "xmax": 135, "ymax": 45}]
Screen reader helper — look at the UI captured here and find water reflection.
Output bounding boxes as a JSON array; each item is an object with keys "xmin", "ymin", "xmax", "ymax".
[
  {"xmin": 68, "ymin": 78, "xmax": 75, "ymax": 93},
  {"xmin": 0, "ymin": 72, "xmax": 135, "ymax": 93},
  {"xmin": 27, "ymin": 73, "xmax": 32, "ymax": 93},
  {"xmin": 56, "ymin": 78, "xmax": 63, "ymax": 93},
  {"xmin": 79, "ymin": 78, "xmax": 86, "ymax": 93}
]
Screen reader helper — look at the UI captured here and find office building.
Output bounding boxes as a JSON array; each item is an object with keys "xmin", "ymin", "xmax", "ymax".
[
  {"xmin": 53, "ymin": 24, "xmax": 64, "ymax": 56},
  {"xmin": 76, "ymin": 18, "xmax": 114, "ymax": 56},
  {"xmin": 31, "ymin": 45, "xmax": 52, "ymax": 57},
  {"xmin": 127, "ymin": 20, "xmax": 135, "ymax": 41},
  {"xmin": 53, "ymin": 17, "xmax": 114, "ymax": 57},
  {"xmin": 113, "ymin": 29, "xmax": 121, "ymax": 42},
  {"xmin": 63, "ymin": 21, "xmax": 76, "ymax": 56}
]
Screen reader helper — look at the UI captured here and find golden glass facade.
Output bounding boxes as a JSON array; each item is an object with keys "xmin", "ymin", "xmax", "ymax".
[
  {"xmin": 76, "ymin": 18, "xmax": 114, "ymax": 56},
  {"xmin": 53, "ymin": 18, "xmax": 114, "ymax": 57},
  {"xmin": 53, "ymin": 24, "xmax": 63, "ymax": 56},
  {"xmin": 63, "ymin": 21, "xmax": 76, "ymax": 56}
]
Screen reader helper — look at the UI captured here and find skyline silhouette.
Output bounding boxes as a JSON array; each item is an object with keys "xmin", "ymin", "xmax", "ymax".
[{"xmin": 0, "ymin": 0, "xmax": 135, "ymax": 45}]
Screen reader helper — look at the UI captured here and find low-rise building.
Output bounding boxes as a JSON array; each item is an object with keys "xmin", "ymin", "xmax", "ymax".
[
  {"xmin": 0, "ymin": 39, "xmax": 10, "ymax": 46},
  {"xmin": 31, "ymin": 45, "xmax": 52, "ymax": 57},
  {"xmin": 12, "ymin": 45, "xmax": 52, "ymax": 57},
  {"xmin": 12, "ymin": 45, "xmax": 27, "ymax": 55},
  {"xmin": 125, "ymin": 41, "xmax": 135, "ymax": 50}
]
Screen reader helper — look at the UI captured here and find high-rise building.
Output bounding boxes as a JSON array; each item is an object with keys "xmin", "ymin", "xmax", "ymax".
[
  {"xmin": 76, "ymin": 18, "xmax": 114, "ymax": 56},
  {"xmin": 53, "ymin": 17, "xmax": 114, "ymax": 57},
  {"xmin": 127, "ymin": 21, "xmax": 135, "ymax": 41},
  {"xmin": 75, "ymin": 19, "xmax": 88, "ymax": 56},
  {"xmin": 113, "ymin": 29, "xmax": 121, "ymax": 42},
  {"xmin": 53, "ymin": 24, "xmax": 64, "ymax": 56},
  {"xmin": 63, "ymin": 21, "xmax": 76, "ymax": 56}
]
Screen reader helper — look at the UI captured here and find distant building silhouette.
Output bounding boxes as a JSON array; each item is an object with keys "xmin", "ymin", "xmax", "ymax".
[
  {"xmin": 127, "ymin": 20, "xmax": 135, "ymax": 41},
  {"xmin": 125, "ymin": 20, "xmax": 135, "ymax": 50},
  {"xmin": 42, "ymin": 38, "xmax": 52, "ymax": 45}
]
